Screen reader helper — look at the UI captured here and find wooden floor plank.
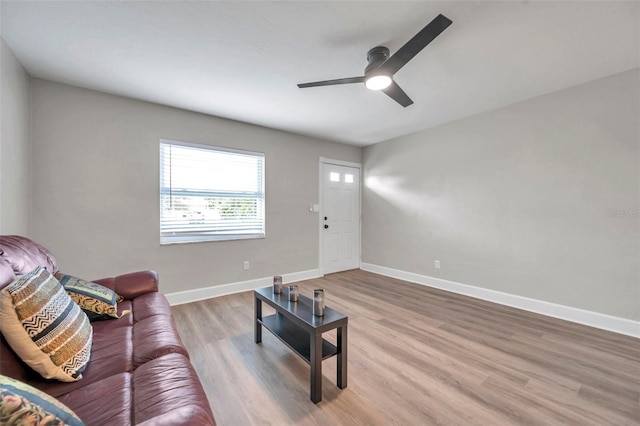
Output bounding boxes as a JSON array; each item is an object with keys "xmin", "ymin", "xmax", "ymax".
[{"xmin": 172, "ymin": 269, "xmax": 640, "ymax": 425}]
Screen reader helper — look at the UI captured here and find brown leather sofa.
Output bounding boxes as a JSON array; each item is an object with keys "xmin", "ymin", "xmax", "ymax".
[{"xmin": 0, "ymin": 235, "xmax": 216, "ymax": 425}]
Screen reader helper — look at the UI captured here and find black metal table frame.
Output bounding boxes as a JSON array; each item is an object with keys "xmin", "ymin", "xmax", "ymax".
[{"xmin": 254, "ymin": 287, "xmax": 348, "ymax": 403}]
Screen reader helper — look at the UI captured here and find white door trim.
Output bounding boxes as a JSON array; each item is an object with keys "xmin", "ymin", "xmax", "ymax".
[
  {"xmin": 319, "ymin": 157, "xmax": 362, "ymax": 169},
  {"xmin": 318, "ymin": 158, "xmax": 362, "ymax": 275}
]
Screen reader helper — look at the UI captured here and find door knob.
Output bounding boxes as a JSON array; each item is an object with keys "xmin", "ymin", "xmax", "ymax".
[
  {"xmin": 324, "ymin": 216, "xmax": 328, "ymax": 221},
  {"xmin": 324, "ymin": 224, "xmax": 329, "ymax": 229}
]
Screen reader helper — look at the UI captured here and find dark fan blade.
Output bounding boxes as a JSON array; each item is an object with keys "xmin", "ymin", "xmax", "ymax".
[
  {"xmin": 377, "ymin": 14, "xmax": 452, "ymax": 76},
  {"xmin": 382, "ymin": 81, "xmax": 413, "ymax": 107},
  {"xmin": 297, "ymin": 76, "xmax": 365, "ymax": 88}
]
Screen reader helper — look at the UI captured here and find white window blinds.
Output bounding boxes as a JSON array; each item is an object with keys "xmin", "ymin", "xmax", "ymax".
[{"xmin": 160, "ymin": 139, "xmax": 265, "ymax": 244}]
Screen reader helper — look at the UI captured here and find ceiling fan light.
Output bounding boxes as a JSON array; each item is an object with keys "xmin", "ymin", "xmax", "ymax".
[{"xmin": 365, "ymin": 75, "xmax": 392, "ymax": 91}]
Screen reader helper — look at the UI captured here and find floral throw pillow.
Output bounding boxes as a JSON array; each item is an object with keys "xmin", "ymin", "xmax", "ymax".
[{"xmin": 0, "ymin": 374, "xmax": 84, "ymax": 425}]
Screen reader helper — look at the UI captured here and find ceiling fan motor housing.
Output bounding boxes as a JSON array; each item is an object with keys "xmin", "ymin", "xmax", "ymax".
[{"xmin": 365, "ymin": 46, "xmax": 390, "ymax": 76}]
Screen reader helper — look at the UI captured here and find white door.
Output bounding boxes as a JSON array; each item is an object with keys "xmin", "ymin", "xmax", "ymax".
[{"xmin": 321, "ymin": 162, "xmax": 360, "ymax": 274}]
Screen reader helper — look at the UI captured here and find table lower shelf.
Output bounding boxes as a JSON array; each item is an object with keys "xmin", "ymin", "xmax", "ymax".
[{"xmin": 259, "ymin": 314, "xmax": 337, "ymax": 364}]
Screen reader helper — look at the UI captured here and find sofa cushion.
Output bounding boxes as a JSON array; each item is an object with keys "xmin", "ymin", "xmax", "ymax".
[
  {"xmin": 0, "ymin": 334, "xmax": 29, "ymax": 382},
  {"xmin": 133, "ymin": 315, "xmax": 189, "ymax": 367},
  {"xmin": 0, "ymin": 235, "xmax": 58, "ymax": 277},
  {"xmin": 133, "ymin": 353, "xmax": 215, "ymax": 425},
  {"xmin": 132, "ymin": 292, "xmax": 172, "ymax": 322},
  {"xmin": 0, "ymin": 267, "xmax": 92, "ymax": 382},
  {"xmin": 56, "ymin": 272, "xmax": 127, "ymax": 321},
  {"xmin": 0, "ymin": 374, "xmax": 84, "ymax": 426},
  {"xmin": 57, "ymin": 373, "xmax": 132, "ymax": 426},
  {"xmin": 136, "ymin": 406, "xmax": 216, "ymax": 426},
  {"xmin": 90, "ymin": 301, "xmax": 133, "ymax": 332},
  {"xmin": 35, "ymin": 325, "xmax": 133, "ymax": 398}
]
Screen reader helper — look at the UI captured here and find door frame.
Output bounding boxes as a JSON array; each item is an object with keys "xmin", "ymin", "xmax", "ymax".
[{"xmin": 318, "ymin": 157, "xmax": 362, "ymax": 275}]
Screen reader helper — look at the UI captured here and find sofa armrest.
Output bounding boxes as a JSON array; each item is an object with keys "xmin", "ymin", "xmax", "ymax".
[{"xmin": 94, "ymin": 270, "xmax": 159, "ymax": 300}]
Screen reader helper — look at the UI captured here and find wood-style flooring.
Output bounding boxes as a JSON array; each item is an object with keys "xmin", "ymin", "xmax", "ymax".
[{"xmin": 172, "ymin": 269, "xmax": 640, "ymax": 425}]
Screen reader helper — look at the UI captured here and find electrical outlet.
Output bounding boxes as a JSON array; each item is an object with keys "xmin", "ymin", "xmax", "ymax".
[
  {"xmin": 243, "ymin": 261, "xmax": 250, "ymax": 270},
  {"xmin": 434, "ymin": 260, "xmax": 440, "ymax": 269}
]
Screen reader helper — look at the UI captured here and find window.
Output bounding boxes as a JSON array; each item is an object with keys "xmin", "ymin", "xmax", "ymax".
[{"xmin": 159, "ymin": 139, "xmax": 265, "ymax": 244}]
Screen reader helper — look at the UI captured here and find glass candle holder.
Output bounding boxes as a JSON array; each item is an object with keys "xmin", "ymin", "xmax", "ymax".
[
  {"xmin": 273, "ymin": 276, "xmax": 283, "ymax": 294},
  {"xmin": 313, "ymin": 289, "xmax": 325, "ymax": 316},
  {"xmin": 288, "ymin": 285, "xmax": 299, "ymax": 302}
]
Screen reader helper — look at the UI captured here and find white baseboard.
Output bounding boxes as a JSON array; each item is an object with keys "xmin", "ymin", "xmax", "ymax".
[
  {"xmin": 361, "ymin": 263, "xmax": 640, "ymax": 339},
  {"xmin": 166, "ymin": 269, "xmax": 323, "ymax": 306}
]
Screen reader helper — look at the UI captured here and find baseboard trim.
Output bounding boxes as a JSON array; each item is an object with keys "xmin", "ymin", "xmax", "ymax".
[
  {"xmin": 361, "ymin": 263, "xmax": 640, "ymax": 338},
  {"xmin": 166, "ymin": 269, "xmax": 323, "ymax": 306}
]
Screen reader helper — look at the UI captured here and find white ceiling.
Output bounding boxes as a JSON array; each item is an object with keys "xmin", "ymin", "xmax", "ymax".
[{"xmin": 1, "ymin": 1, "xmax": 638, "ymax": 146}]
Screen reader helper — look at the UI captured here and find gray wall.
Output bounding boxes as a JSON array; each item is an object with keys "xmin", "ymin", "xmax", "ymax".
[
  {"xmin": 363, "ymin": 69, "xmax": 640, "ymax": 321},
  {"xmin": 30, "ymin": 79, "xmax": 360, "ymax": 293},
  {"xmin": 7, "ymin": 48, "xmax": 638, "ymax": 320},
  {"xmin": 0, "ymin": 37, "xmax": 31, "ymax": 235}
]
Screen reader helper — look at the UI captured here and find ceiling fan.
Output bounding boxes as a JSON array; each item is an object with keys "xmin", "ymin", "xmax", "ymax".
[{"xmin": 297, "ymin": 14, "xmax": 452, "ymax": 107}]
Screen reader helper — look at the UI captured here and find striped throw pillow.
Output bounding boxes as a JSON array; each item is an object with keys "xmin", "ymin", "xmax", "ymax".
[{"xmin": 0, "ymin": 267, "xmax": 92, "ymax": 382}]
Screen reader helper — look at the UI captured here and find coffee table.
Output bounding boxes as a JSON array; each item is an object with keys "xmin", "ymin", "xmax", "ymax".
[{"xmin": 254, "ymin": 287, "xmax": 348, "ymax": 403}]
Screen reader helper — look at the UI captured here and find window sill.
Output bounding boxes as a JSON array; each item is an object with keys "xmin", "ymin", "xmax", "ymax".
[{"xmin": 160, "ymin": 233, "xmax": 265, "ymax": 245}]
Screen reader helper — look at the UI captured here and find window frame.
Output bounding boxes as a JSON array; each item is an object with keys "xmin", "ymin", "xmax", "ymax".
[{"xmin": 159, "ymin": 138, "xmax": 265, "ymax": 245}]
